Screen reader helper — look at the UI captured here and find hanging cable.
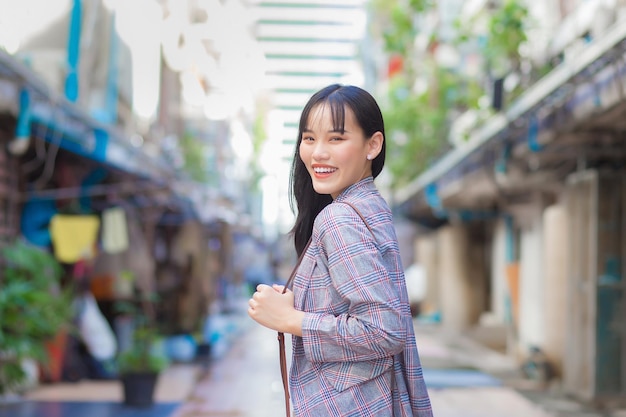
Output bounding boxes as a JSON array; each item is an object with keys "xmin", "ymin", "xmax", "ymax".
[{"xmin": 31, "ymin": 97, "xmax": 64, "ymax": 189}]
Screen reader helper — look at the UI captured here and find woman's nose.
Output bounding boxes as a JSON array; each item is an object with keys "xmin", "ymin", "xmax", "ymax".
[{"xmin": 312, "ymin": 142, "xmax": 329, "ymax": 160}]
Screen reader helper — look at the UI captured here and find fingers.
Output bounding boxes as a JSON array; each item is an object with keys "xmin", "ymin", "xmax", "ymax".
[
  {"xmin": 248, "ymin": 286, "xmax": 268, "ymax": 314},
  {"xmin": 273, "ymin": 284, "xmax": 292, "ymax": 295},
  {"xmin": 256, "ymin": 283, "xmax": 289, "ymax": 292},
  {"xmin": 248, "ymin": 296, "xmax": 259, "ymax": 319}
]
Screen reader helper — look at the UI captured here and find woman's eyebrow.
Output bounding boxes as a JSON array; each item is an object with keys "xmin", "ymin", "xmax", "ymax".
[{"xmin": 301, "ymin": 128, "xmax": 350, "ymax": 134}]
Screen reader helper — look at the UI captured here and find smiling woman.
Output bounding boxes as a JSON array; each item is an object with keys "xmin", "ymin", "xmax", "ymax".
[
  {"xmin": 298, "ymin": 100, "xmax": 383, "ymax": 199},
  {"xmin": 247, "ymin": 84, "xmax": 433, "ymax": 417}
]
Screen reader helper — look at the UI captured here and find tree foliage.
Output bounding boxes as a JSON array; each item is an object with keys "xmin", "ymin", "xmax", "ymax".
[
  {"xmin": 486, "ymin": 0, "xmax": 529, "ymax": 74},
  {"xmin": 370, "ymin": 0, "xmax": 530, "ymax": 189},
  {"xmin": 180, "ymin": 131, "xmax": 209, "ymax": 183}
]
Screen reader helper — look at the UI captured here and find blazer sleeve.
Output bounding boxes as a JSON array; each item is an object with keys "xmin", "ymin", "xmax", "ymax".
[{"xmin": 301, "ymin": 203, "xmax": 406, "ymax": 363}]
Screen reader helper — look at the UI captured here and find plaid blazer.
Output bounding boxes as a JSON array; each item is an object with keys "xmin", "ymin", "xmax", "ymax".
[{"xmin": 289, "ymin": 177, "xmax": 433, "ymax": 416}]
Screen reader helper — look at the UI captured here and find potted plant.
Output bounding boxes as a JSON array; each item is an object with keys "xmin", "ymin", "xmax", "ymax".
[
  {"xmin": 116, "ymin": 298, "xmax": 169, "ymax": 408},
  {"xmin": 0, "ymin": 239, "xmax": 73, "ymax": 398}
]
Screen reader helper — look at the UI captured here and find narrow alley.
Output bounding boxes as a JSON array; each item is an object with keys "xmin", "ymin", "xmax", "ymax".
[
  {"xmin": 170, "ymin": 300, "xmax": 556, "ymax": 417},
  {"xmin": 2, "ymin": 296, "xmax": 623, "ymax": 417}
]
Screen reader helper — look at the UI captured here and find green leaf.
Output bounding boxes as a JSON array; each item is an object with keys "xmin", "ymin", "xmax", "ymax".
[{"xmin": 0, "ymin": 240, "xmax": 73, "ymax": 394}]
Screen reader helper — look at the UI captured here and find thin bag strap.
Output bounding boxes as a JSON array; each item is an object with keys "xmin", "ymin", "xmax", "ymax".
[
  {"xmin": 277, "ymin": 332, "xmax": 290, "ymax": 417},
  {"xmin": 279, "ymin": 238, "xmax": 311, "ymax": 417},
  {"xmin": 341, "ymin": 201, "xmax": 373, "ymax": 235},
  {"xmin": 278, "ymin": 202, "xmax": 370, "ymax": 417}
]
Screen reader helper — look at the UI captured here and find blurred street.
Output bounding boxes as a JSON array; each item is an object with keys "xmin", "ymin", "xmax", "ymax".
[
  {"xmin": 168, "ymin": 299, "xmax": 586, "ymax": 417},
  {"xmin": 1, "ymin": 1, "xmax": 626, "ymax": 414},
  {"xmin": 2, "ymin": 295, "xmax": 625, "ymax": 417}
]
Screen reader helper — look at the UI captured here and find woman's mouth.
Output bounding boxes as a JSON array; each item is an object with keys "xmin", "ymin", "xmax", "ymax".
[{"xmin": 313, "ymin": 166, "xmax": 337, "ymax": 177}]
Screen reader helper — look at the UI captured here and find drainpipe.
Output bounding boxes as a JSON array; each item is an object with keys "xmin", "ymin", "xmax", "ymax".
[
  {"xmin": 105, "ymin": 13, "xmax": 119, "ymax": 124},
  {"xmin": 527, "ymin": 116, "xmax": 542, "ymax": 152},
  {"xmin": 504, "ymin": 214, "xmax": 516, "ymax": 325},
  {"xmin": 495, "ymin": 143, "xmax": 511, "ymax": 175},
  {"xmin": 504, "ymin": 214, "xmax": 515, "ymax": 263},
  {"xmin": 8, "ymin": 88, "xmax": 32, "ymax": 155},
  {"xmin": 65, "ymin": 0, "xmax": 82, "ymax": 102},
  {"xmin": 425, "ymin": 183, "xmax": 447, "ymax": 219}
]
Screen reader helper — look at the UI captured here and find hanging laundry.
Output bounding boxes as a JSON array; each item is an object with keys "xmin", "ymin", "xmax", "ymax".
[
  {"xmin": 101, "ymin": 206, "xmax": 129, "ymax": 254},
  {"xmin": 49, "ymin": 214, "xmax": 100, "ymax": 263}
]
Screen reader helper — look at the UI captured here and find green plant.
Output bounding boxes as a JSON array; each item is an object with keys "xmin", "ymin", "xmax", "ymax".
[
  {"xmin": 370, "ymin": 0, "xmax": 532, "ymax": 188},
  {"xmin": 117, "ymin": 330, "xmax": 168, "ymax": 374},
  {"xmin": 115, "ymin": 299, "xmax": 168, "ymax": 375},
  {"xmin": 485, "ymin": 0, "xmax": 529, "ymax": 76},
  {"xmin": 0, "ymin": 240, "xmax": 73, "ymax": 395},
  {"xmin": 180, "ymin": 131, "xmax": 209, "ymax": 183}
]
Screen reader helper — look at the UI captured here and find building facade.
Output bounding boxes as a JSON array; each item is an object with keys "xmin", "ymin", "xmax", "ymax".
[{"xmin": 395, "ymin": 0, "xmax": 626, "ymax": 405}]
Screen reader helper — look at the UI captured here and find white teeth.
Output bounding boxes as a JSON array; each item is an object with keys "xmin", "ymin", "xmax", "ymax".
[{"xmin": 314, "ymin": 167, "xmax": 336, "ymax": 173}]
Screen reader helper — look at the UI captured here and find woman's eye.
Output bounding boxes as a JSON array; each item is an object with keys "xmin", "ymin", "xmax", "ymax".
[
  {"xmin": 302, "ymin": 136, "xmax": 314, "ymax": 142},
  {"xmin": 330, "ymin": 136, "xmax": 344, "ymax": 141}
]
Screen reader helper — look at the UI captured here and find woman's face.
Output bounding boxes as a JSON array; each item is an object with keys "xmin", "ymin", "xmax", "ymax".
[{"xmin": 299, "ymin": 103, "xmax": 381, "ymax": 199}]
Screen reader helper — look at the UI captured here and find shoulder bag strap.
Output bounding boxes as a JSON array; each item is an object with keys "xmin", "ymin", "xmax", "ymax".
[
  {"xmin": 278, "ymin": 237, "xmax": 311, "ymax": 417},
  {"xmin": 342, "ymin": 201, "xmax": 373, "ymax": 235},
  {"xmin": 278, "ymin": 202, "xmax": 371, "ymax": 417}
]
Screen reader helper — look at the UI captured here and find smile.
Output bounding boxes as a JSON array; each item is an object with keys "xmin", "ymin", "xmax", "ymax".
[{"xmin": 313, "ymin": 167, "xmax": 337, "ymax": 174}]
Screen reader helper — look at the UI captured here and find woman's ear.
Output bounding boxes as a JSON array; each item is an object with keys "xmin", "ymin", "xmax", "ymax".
[{"xmin": 368, "ymin": 131, "xmax": 384, "ymax": 159}]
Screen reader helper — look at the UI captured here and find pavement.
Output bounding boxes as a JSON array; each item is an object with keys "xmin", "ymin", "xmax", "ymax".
[
  {"xmin": 169, "ymin": 309, "xmax": 624, "ymax": 417},
  {"xmin": 171, "ymin": 319, "xmax": 555, "ymax": 417},
  {"xmin": 1, "ymin": 303, "xmax": 625, "ymax": 417}
]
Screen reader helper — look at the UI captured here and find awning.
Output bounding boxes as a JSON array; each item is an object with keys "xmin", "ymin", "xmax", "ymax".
[
  {"xmin": 0, "ymin": 49, "xmax": 201, "ymax": 225},
  {"xmin": 0, "ymin": 48, "xmax": 174, "ymax": 183}
]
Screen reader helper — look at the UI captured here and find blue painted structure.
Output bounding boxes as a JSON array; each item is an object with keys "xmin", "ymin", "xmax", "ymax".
[
  {"xmin": 0, "ymin": 48, "xmax": 175, "ymax": 184},
  {"xmin": 64, "ymin": 0, "xmax": 82, "ymax": 103}
]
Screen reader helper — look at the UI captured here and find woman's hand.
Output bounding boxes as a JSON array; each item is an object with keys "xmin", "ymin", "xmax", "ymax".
[{"xmin": 248, "ymin": 284, "xmax": 304, "ymax": 336}]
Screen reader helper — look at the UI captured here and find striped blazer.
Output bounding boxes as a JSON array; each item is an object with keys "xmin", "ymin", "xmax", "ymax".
[{"xmin": 289, "ymin": 177, "xmax": 433, "ymax": 416}]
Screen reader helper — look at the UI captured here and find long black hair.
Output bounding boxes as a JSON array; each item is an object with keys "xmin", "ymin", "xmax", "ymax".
[{"xmin": 288, "ymin": 84, "xmax": 386, "ymax": 256}]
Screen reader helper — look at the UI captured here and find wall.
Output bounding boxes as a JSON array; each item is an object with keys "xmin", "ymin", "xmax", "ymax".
[
  {"xmin": 490, "ymin": 218, "xmax": 509, "ymax": 324},
  {"xmin": 517, "ymin": 197, "xmax": 546, "ymax": 357},
  {"xmin": 542, "ymin": 203, "xmax": 568, "ymax": 376},
  {"xmin": 414, "ymin": 233, "xmax": 439, "ymax": 315},
  {"xmin": 437, "ymin": 224, "xmax": 480, "ymax": 330},
  {"xmin": 0, "ymin": 140, "xmax": 19, "ymax": 243}
]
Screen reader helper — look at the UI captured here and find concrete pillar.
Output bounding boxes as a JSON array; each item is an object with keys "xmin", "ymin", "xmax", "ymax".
[
  {"xmin": 563, "ymin": 170, "xmax": 597, "ymax": 399},
  {"xmin": 543, "ymin": 203, "xmax": 568, "ymax": 376},
  {"xmin": 395, "ymin": 218, "xmax": 418, "ymax": 267},
  {"xmin": 518, "ymin": 202, "xmax": 545, "ymax": 355},
  {"xmin": 414, "ymin": 234, "xmax": 439, "ymax": 315},
  {"xmin": 437, "ymin": 224, "xmax": 476, "ymax": 331},
  {"xmin": 467, "ymin": 226, "xmax": 488, "ymax": 321},
  {"xmin": 490, "ymin": 218, "xmax": 509, "ymax": 324}
]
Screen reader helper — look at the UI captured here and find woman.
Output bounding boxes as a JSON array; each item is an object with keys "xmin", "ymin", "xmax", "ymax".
[{"xmin": 248, "ymin": 84, "xmax": 433, "ymax": 416}]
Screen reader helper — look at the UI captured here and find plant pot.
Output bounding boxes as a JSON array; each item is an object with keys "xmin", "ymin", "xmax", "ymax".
[
  {"xmin": 120, "ymin": 372, "xmax": 159, "ymax": 408},
  {"xmin": 42, "ymin": 330, "xmax": 68, "ymax": 383}
]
